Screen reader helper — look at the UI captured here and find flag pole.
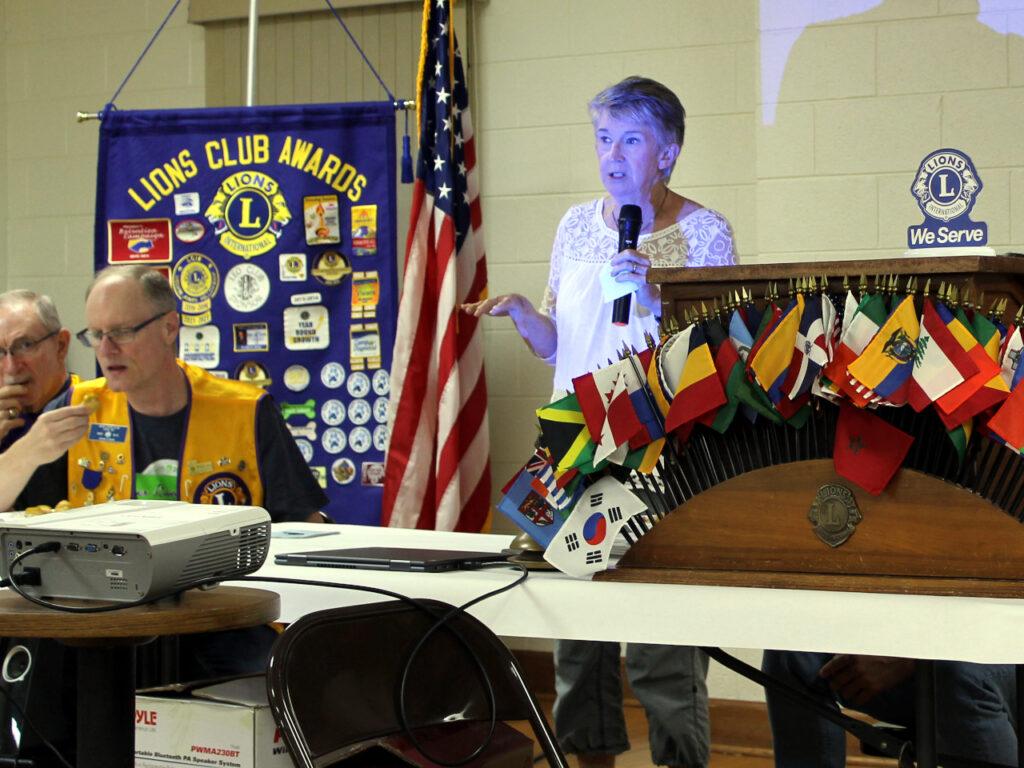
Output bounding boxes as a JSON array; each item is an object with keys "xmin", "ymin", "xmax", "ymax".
[{"xmin": 245, "ymin": 0, "xmax": 259, "ymax": 106}]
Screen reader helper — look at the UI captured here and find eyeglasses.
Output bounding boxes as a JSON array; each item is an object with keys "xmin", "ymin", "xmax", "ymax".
[
  {"xmin": 76, "ymin": 311, "xmax": 170, "ymax": 349},
  {"xmin": 0, "ymin": 330, "xmax": 58, "ymax": 360}
]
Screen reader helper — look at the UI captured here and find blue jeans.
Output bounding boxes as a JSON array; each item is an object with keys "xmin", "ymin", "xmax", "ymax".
[
  {"xmin": 553, "ymin": 640, "xmax": 709, "ymax": 767},
  {"xmin": 762, "ymin": 650, "xmax": 1018, "ymax": 767}
]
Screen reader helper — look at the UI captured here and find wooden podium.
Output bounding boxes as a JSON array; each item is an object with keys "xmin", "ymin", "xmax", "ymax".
[{"xmin": 597, "ymin": 256, "xmax": 1024, "ymax": 598}]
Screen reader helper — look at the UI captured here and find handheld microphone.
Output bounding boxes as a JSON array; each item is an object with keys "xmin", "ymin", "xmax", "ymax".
[{"xmin": 612, "ymin": 204, "xmax": 643, "ymax": 327}]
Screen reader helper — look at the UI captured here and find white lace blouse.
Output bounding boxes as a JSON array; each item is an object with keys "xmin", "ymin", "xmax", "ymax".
[{"xmin": 541, "ymin": 198, "xmax": 736, "ymax": 391}]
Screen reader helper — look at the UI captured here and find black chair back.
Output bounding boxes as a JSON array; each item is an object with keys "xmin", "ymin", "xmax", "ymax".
[{"xmin": 266, "ymin": 598, "xmax": 567, "ymax": 768}]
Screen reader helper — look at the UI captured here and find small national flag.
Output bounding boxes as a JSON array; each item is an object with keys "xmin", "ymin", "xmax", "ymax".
[
  {"xmin": 934, "ymin": 306, "xmax": 1007, "ymax": 428},
  {"xmin": 907, "ymin": 298, "xmax": 978, "ymax": 411},
  {"xmin": 822, "ymin": 291, "xmax": 888, "ymax": 406},
  {"xmin": 382, "ymin": 0, "xmax": 490, "ymax": 531},
  {"xmin": 986, "ymin": 383, "xmax": 1024, "ymax": 452},
  {"xmin": 665, "ymin": 325, "xmax": 727, "ymax": 433},
  {"xmin": 833, "ymin": 403, "xmax": 914, "ymax": 495},
  {"xmin": 699, "ymin": 316, "xmax": 743, "ymax": 432},
  {"xmin": 846, "ymin": 295, "xmax": 920, "ymax": 406},
  {"xmin": 574, "ymin": 359, "xmax": 646, "ymax": 463},
  {"xmin": 748, "ymin": 295, "xmax": 804, "ymax": 407},
  {"xmin": 1000, "ymin": 325, "xmax": 1024, "ymax": 391},
  {"xmin": 729, "ymin": 308, "xmax": 755, "ymax": 363},
  {"xmin": 542, "ymin": 476, "xmax": 647, "ymax": 577},
  {"xmin": 728, "ymin": 309, "xmax": 781, "ymax": 422},
  {"xmin": 497, "ymin": 470, "xmax": 566, "ymax": 547},
  {"xmin": 783, "ymin": 293, "xmax": 831, "ymax": 400},
  {"xmin": 536, "ymin": 393, "xmax": 597, "ymax": 473},
  {"xmin": 523, "ymin": 449, "xmax": 577, "ymax": 509}
]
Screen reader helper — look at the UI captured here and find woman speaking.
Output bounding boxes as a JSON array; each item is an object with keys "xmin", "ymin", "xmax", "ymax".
[{"xmin": 464, "ymin": 76, "xmax": 736, "ymax": 768}]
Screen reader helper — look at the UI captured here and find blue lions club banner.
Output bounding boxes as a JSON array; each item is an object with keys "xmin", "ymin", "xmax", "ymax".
[{"xmin": 94, "ymin": 103, "xmax": 398, "ymax": 524}]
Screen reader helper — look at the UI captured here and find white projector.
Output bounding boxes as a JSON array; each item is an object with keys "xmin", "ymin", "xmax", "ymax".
[{"xmin": 0, "ymin": 499, "xmax": 271, "ymax": 602}]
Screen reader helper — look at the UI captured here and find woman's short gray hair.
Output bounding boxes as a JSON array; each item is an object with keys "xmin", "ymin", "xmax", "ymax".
[
  {"xmin": 87, "ymin": 265, "xmax": 178, "ymax": 314},
  {"xmin": 0, "ymin": 289, "xmax": 62, "ymax": 333},
  {"xmin": 589, "ymin": 76, "xmax": 686, "ymax": 180}
]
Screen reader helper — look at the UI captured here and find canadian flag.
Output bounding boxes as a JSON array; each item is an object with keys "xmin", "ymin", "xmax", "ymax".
[{"xmin": 573, "ymin": 359, "xmax": 645, "ymax": 464}]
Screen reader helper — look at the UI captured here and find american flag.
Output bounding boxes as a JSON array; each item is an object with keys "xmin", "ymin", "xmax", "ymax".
[{"xmin": 381, "ymin": 0, "xmax": 491, "ymax": 531}]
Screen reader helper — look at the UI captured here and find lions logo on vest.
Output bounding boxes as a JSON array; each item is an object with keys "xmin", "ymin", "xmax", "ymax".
[{"xmin": 194, "ymin": 472, "xmax": 252, "ymax": 506}]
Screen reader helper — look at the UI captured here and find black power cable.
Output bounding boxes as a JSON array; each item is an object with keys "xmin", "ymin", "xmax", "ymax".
[
  {"xmin": 0, "ymin": 675, "xmax": 74, "ymax": 768},
  {"xmin": 6, "ymin": 544, "xmax": 541, "ymax": 767},
  {"xmin": 241, "ymin": 562, "xmax": 534, "ymax": 767}
]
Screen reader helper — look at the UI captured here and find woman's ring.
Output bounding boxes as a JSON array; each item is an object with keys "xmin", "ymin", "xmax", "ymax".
[{"xmin": 6, "ymin": 407, "xmax": 18, "ymax": 420}]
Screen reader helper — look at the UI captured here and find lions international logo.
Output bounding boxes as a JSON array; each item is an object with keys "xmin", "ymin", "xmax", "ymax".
[
  {"xmin": 194, "ymin": 472, "xmax": 252, "ymax": 506},
  {"xmin": 910, "ymin": 149, "xmax": 981, "ymax": 222},
  {"xmin": 907, "ymin": 148, "xmax": 988, "ymax": 249},
  {"xmin": 205, "ymin": 171, "xmax": 291, "ymax": 259}
]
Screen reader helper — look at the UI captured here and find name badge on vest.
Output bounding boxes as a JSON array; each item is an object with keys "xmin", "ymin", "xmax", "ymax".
[{"xmin": 89, "ymin": 423, "xmax": 128, "ymax": 443}]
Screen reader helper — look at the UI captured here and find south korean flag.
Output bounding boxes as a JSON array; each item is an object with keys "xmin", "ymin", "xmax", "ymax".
[{"xmin": 543, "ymin": 476, "xmax": 648, "ymax": 578}]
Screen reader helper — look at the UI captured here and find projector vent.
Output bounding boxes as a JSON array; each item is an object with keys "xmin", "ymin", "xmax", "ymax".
[{"xmin": 175, "ymin": 522, "xmax": 270, "ymax": 588}]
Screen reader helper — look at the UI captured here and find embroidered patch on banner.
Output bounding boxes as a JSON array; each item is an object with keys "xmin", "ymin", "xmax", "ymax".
[
  {"xmin": 311, "ymin": 250, "xmax": 352, "ymax": 286},
  {"xmin": 331, "ymin": 457, "xmax": 356, "ymax": 485},
  {"xmin": 284, "ymin": 305, "xmax": 330, "ymax": 350},
  {"xmin": 224, "ymin": 262, "xmax": 270, "ymax": 312},
  {"xmin": 174, "ymin": 192, "xmax": 200, "ymax": 216},
  {"xmin": 89, "ymin": 423, "xmax": 128, "ymax": 443},
  {"xmin": 174, "ymin": 218, "xmax": 205, "ymax": 243},
  {"xmin": 108, "ymin": 219, "xmax": 173, "ymax": 264},
  {"xmin": 321, "ymin": 399, "xmax": 346, "ymax": 426},
  {"xmin": 235, "ymin": 360, "xmax": 271, "ymax": 388},
  {"xmin": 178, "ymin": 325, "xmax": 220, "ymax": 369},
  {"xmin": 351, "ymin": 204, "xmax": 378, "ymax": 256},
  {"xmin": 279, "ymin": 253, "xmax": 307, "ymax": 282},
  {"xmin": 304, "ymin": 194, "xmax": 341, "ymax": 245},
  {"xmin": 347, "ymin": 399, "xmax": 371, "ymax": 425},
  {"xmin": 232, "ymin": 322, "xmax": 269, "ymax": 353},
  {"xmin": 321, "ymin": 362, "xmax": 346, "ymax": 389},
  {"xmin": 172, "ymin": 253, "xmax": 220, "ymax": 319}
]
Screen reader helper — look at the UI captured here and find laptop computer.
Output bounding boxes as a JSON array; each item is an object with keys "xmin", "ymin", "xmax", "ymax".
[{"xmin": 274, "ymin": 546, "xmax": 510, "ymax": 572}]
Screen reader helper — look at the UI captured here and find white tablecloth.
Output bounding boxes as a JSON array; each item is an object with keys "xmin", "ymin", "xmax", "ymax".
[{"xmin": 236, "ymin": 523, "xmax": 1024, "ymax": 664}]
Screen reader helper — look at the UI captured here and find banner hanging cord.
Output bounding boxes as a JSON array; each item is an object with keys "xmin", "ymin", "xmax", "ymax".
[
  {"xmin": 101, "ymin": 0, "xmax": 183, "ymax": 120},
  {"xmin": 81, "ymin": 0, "xmax": 415, "ymax": 182},
  {"xmin": 323, "ymin": 0, "xmax": 415, "ymax": 183},
  {"xmin": 324, "ymin": 0, "xmax": 395, "ymax": 103}
]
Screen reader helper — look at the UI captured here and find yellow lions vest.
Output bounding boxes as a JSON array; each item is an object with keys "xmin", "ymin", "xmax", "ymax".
[{"xmin": 67, "ymin": 361, "xmax": 264, "ymax": 507}]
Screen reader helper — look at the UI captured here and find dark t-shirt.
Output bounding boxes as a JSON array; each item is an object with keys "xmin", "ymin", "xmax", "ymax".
[{"xmin": 11, "ymin": 394, "xmax": 326, "ymax": 522}]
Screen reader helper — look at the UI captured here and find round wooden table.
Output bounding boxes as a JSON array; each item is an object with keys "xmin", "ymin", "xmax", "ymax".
[{"xmin": 0, "ymin": 586, "xmax": 280, "ymax": 768}]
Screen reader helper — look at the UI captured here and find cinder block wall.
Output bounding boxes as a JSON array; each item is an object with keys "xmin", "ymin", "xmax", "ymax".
[
  {"xmin": 471, "ymin": 0, "xmax": 1024, "ymax": 506},
  {"xmin": 2, "ymin": 0, "xmax": 204, "ymax": 376}
]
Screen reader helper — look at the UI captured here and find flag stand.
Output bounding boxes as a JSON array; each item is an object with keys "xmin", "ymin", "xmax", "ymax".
[{"xmin": 597, "ymin": 255, "xmax": 1024, "ymax": 598}]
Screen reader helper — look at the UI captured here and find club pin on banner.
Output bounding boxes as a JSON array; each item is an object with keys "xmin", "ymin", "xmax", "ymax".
[{"xmin": 94, "ymin": 104, "xmax": 398, "ymax": 524}]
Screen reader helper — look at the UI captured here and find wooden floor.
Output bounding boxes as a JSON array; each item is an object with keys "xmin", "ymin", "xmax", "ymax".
[
  {"xmin": 527, "ymin": 695, "xmax": 893, "ymax": 768},
  {"xmin": 543, "ymin": 697, "xmax": 774, "ymax": 768}
]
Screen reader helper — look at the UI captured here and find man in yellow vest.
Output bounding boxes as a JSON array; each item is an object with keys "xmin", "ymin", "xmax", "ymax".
[
  {"xmin": 0, "ymin": 289, "xmax": 89, "ymax": 511},
  {"xmin": 68, "ymin": 266, "xmax": 327, "ymax": 521},
  {"xmin": 69, "ymin": 265, "xmax": 326, "ymax": 679}
]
